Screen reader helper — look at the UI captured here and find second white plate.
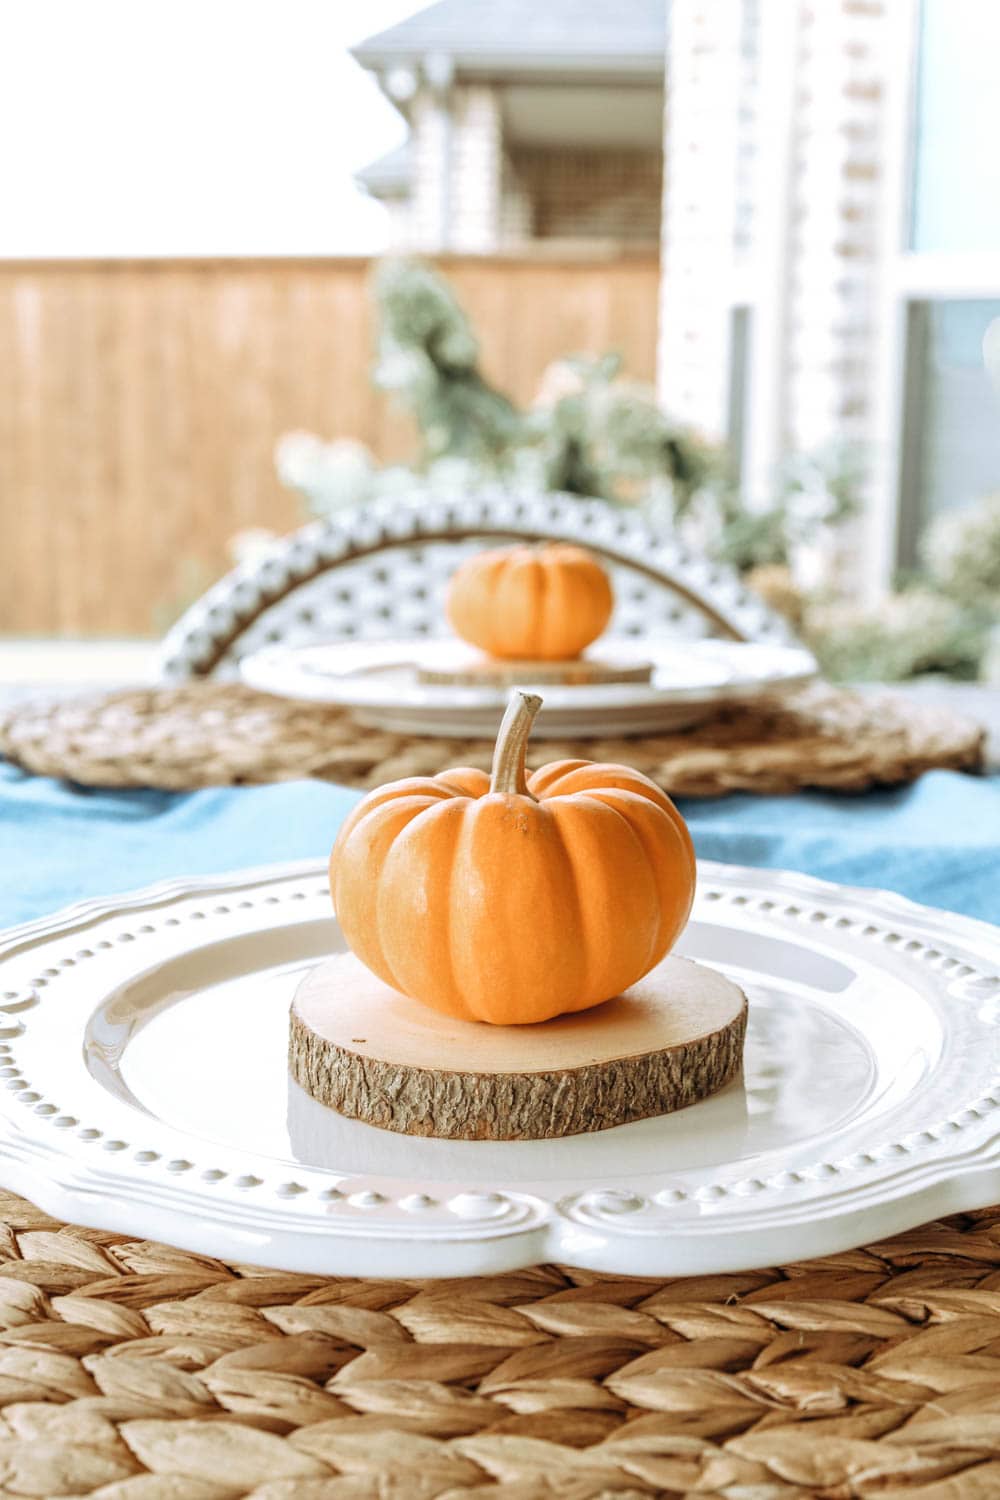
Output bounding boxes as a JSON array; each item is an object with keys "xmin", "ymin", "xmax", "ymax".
[{"xmin": 238, "ymin": 637, "xmax": 818, "ymax": 736}]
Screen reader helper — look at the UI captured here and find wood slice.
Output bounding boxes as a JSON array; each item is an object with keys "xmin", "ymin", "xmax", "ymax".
[
  {"xmin": 289, "ymin": 953, "xmax": 747, "ymax": 1140},
  {"xmin": 416, "ymin": 649, "xmax": 653, "ymax": 688}
]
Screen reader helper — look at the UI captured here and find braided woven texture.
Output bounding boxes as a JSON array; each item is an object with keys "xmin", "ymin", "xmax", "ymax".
[
  {"xmin": 4, "ymin": 1189, "xmax": 1000, "ymax": 1496},
  {"xmin": 0, "ymin": 681, "xmax": 984, "ymax": 794}
]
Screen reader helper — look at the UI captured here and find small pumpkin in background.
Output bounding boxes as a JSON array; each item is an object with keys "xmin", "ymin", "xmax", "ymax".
[
  {"xmin": 330, "ymin": 691, "xmax": 696, "ymax": 1025},
  {"xmin": 446, "ymin": 542, "xmax": 613, "ymax": 661}
]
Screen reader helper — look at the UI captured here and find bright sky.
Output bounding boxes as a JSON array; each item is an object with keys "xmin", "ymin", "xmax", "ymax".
[{"xmin": 0, "ymin": 0, "xmax": 426, "ymax": 257}]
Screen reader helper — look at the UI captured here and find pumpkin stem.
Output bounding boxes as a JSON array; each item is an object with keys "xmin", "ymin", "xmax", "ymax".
[{"xmin": 491, "ymin": 690, "xmax": 542, "ymax": 797}]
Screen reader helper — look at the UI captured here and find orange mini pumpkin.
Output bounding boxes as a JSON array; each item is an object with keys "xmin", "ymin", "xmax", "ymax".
[
  {"xmin": 330, "ymin": 691, "xmax": 695, "ymax": 1025},
  {"xmin": 446, "ymin": 542, "xmax": 613, "ymax": 660}
]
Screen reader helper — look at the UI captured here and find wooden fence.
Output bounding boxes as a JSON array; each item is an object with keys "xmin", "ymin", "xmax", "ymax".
[{"xmin": 0, "ymin": 255, "xmax": 660, "ymax": 636}]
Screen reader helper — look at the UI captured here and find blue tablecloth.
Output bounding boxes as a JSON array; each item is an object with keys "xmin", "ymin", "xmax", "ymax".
[{"xmin": 2, "ymin": 761, "xmax": 998, "ymax": 931}]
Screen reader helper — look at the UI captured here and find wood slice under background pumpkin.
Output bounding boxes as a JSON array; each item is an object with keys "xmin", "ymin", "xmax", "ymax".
[
  {"xmin": 415, "ymin": 647, "xmax": 653, "ymax": 687},
  {"xmin": 290, "ymin": 951, "xmax": 747, "ymax": 1140}
]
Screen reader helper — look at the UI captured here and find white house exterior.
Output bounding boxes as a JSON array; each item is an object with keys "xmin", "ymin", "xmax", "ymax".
[{"xmin": 353, "ymin": 0, "xmax": 665, "ymax": 254}]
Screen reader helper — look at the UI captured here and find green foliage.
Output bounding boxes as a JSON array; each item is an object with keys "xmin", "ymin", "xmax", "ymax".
[
  {"xmin": 530, "ymin": 354, "xmax": 719, "ymax": 507},
  {"xmin": 713, "ymin": 505, "xmax": 790, "ymax": 570},
  {"xmin": 368, "ymin": 259, "xmax": 864, "ymax": 575},
  {"xmin": 373, "ymin": 259, "xmax": 523, "ymax": 467},
  {"xmin": 802, "ymin": 492, "xmax": 1000, "ymax": 683},
  {"xmin": 805, "ymin": 588, "xmax": 988, "ymax": 683},
  {"xmin": 711, "ymin": 445, "xmax": 863, "ymax": 572},
  {"xmin": 372, "ymin": 261, "xmax": 708, "ymax": 504},
  {"xmin": 920, "ymin": 492, "xmax": 1000, "ymax": 614},
  {"xmin": 524, "ymin": 354, "xmax": 716, "ymax": 503}
]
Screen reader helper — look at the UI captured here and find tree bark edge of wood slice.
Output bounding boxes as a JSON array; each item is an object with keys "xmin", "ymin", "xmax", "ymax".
[{"xmin": 289, "ymin": 952, "xmax": 748, "ymax": 1140}]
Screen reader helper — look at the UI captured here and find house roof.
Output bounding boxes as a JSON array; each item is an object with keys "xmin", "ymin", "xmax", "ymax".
[
  {"xmin": 355, "ymin": 142, "xmax": 412, "ymax": 197},
  {"xmin": 352, "ymin": 0, "xmax": 666, "ymax": 80}
]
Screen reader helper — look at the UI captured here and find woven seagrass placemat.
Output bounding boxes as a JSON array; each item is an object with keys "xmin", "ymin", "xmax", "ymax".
[
  {"xmin": 3, "ymin": 1186, "xmax": 1000, "ymax": 1497},
  {"xmin": 0, "ymin": 680, "xmax": 985, "ymax": 794}
]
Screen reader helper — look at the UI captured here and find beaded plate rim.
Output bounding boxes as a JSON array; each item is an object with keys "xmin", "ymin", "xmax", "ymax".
[{"xmin": 0, "ymin": 860, "xmax": 998, "ymax": 1277}]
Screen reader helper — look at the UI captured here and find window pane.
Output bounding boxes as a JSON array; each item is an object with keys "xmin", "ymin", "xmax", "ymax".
[
  {"xmin": 905, "ymin": 301, "xmax": 1000, "ymax": 556},
  {"xmin": 911, "ymin": 0, "xmax": 1000, "ymax": 252}
]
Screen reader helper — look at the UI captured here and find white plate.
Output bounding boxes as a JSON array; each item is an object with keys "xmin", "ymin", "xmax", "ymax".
[
  {"xmin": 1, "ymin": 861, "xmax": 999, "ymax": 1278},
  {"xmin": 238, "ymin": 638, "xmax": 818, "ymax": 737}
]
